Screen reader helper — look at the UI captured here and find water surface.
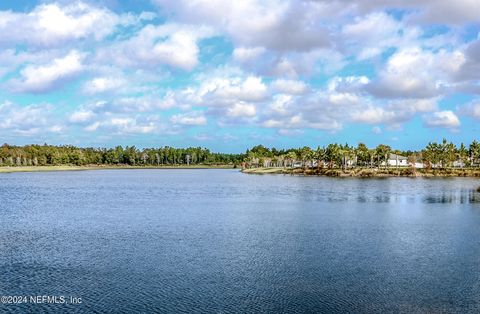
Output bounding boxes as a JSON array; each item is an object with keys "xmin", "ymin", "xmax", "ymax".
[{"xmin": 0, "ymin": 170, "xmax": 479, "ymax": 313}]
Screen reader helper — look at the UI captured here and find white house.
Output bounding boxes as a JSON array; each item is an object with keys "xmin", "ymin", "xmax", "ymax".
[
  {"xmin": 386, "ymin": 153, "xmax": 408, "ymax": 167},
  {"xmin": 411, "ymin": 162, "xmax": 424, "ymax": 169}
]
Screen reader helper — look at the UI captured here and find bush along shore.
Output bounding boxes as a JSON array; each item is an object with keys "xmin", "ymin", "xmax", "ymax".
[{"xmin": 242, "ymin": 167, "xmax": 480, "ymax": 177}]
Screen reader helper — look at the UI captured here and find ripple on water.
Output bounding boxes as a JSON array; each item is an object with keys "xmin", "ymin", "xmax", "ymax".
[{"xmin": 0, "ymin": 170, "xmax": 479, "ymax": 313}]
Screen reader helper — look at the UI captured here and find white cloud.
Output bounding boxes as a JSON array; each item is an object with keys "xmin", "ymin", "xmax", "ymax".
[
  {"xmin": 342, "ymin": 12, "xmax": 411, "ymax": 60},
  {"xmin": 193, "ymin": 132, "xmax": 239, "ymax": 142},
  {"xmin": 366, "ymin": 48, "xmax": 459, "ymax": 99},
  {"xmin": 369, "ymin": 49, "xmax": 436, "ymax": 98},
  {"xmin": 82, "ymin": 77, "xmax": 126, "ymax": 94},
  {"xmin": 328, "ymin": 0, "xmax": 480, "ymax": 25},
  {"xmin": 68, "ymin": 95, "xmax": 177, "ymax": 135},
  {"xmin": 271, "ymin": 79, "xmax": 308, "ymax": 95},
  {"xmin": 402, "ymin": 98, "xmax": 438, "ymax": 113},
  {"xmin": 0, "ymin": 0, "xmax": 477, "ymax": 143},
  {"xmin": 11, "ymin": 50, "xmax": 84, "ymax": 93},
  {"xmin": 96, "ymin": 23, "xmax": 214, "ymax": 71},
  {"xmin": 259, "ymin": 81, "xmax": 440, "ymax": 132},
  {"xmin": 405, "ymin": 0, "xmax": 480, "ymax": 24},
  {"xmin": 114, "ymin": 95, "xmax": 177, "ymax": 112},
  {"xmin": 260, "ymin": 90, "xmax": 347, "ymax": 131},
  {"xmin": 84, "ymin": 121, "xmax": 101, "ymax": 132},
  {"xmin": 263, "ymin": 48, "xmax": 346, "ymax": 78},
  {"xmin": 47, "ymin": 125, "xmax": 64, "ymax": 133},
  {"xmin": 237, "ymin": 77, "xmax": 268, "ymax": 101},
  {"xmin": 328, "ymin": 76, "xmax": 370, "ymax": 93},
  {"xmin": 73, "ymin": 95, "xmax": 177, "ymax": 117},
  {"xmin": 192, "ymin": 75, "xmax": 268, "ymax": 106},
  {"xmin": 277, "ymin": 128, "xmax": 304, "ymax": 136},
  {"xmin": 351, "ymin": 107, "xmax": 396, "ymax": 124},
  {"xmin": 459, "ymin": 101, "xmax": 480, "ymax": 120},
  {"xmin": 263, "ymin": 115, "xmax": 342, "ymax": 131},
  {"xmin": 328, "ymin": 93, "xmax": 360, "ymax": 106},
  {"xmin": 0, "ymin": 2, "xmax": 121, "ymax": 47},
  {"xmin": 0, "ymin": 101, "xmax": 61, "ymax": 135},
  {"xmin": 171, "ymin": 112, "xmax": 207, "ymax": 125},
  {"xmin": 226, "ymin": 103, "xmax": 256, "ymax": 118},
  {"xmin": 172, "ymin": 72, "xmax": 270, "ymax": 125},
  {"xmin": 0, "ymin": 49, "xmax": 62, "ymax": 79},
  {"xmin": 83, "ymin": 115, "xmax": 161, "ymax": 134},
  {"xmin": 455, "ymin": 39, "xmax": 480, "ymax": 81},
  {"xmin": 233, "ymin": 47, "xmax": 266, "ymax": 62},
  {"xmin": 154, "ymin": 0, "xmax": 330, "ymax": 52},
  {"xmin": 372, "ymin": 126, "xmax": 382, "ymax": 134},
  {"xmin": 110, "ymin": 117, "xmax": 158, "ymax": 134},
  {"xmin": 160, "ymin": 65, "xmax": 444, "ymax": 133},
  {"xmin": 350, "ymin": 98, "xmax": 438, "ymax": 128},
  {"xmin": 423, "ymin": 110, "xmax": 460, "ymax": 129},
  {"xmin": 153, "ymin": 0, "xmax": 338, "ymax": 79},
  {"xmin": 69, "ymin": 110, "xmax": 95, "ymax": 123},
  {"xmin": 151, "ymin": 32, "xmax": 201, "ymax": 70}
]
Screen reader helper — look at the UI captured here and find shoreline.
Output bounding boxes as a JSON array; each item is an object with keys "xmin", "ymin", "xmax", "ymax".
[
  {"xmin": 242, "ymin": 167, "xmax": 480, "ymax": 178},
  {"xmin": 2, "ymin": 165, "xmax": 480, "ymax": 178},
  {"xmin": 0, "ymin": 165, "xmax": 235, "ymax": 173}
]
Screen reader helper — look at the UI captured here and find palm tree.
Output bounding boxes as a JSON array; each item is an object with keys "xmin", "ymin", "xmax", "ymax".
[
  {"xmin": 325, "ymin": 143, "xmax": 342, "ymax": 169},
  {"xmin": 341, "ymin": 144, "xmax": 356, "ymax": 169},
  {"xmin": 299, "ymin": 146, "xmax": 313, "ymax": 169},
  {"xmin": 457, "ymin": 143, "xmax": 468, "ymax": 168},
  {"xmin": 470, "ymin": 140, "xmax": 480, "ymax": 167},
  {"xmin": 245, "ymin": 151, "xmax": 259, "ymax": 168},
  {"xmin": 424, "ymin": 142, "xmax": 440, "ymax": 168},
  {"xmin": 286, "ymin": 151, "xmax": 297, "ymax": 168},
  {"xmin": 356, "ymin": 143, "xmax": 369, "ymax": 167},
  {"xmin": 375, "ymin": 144, "xmax": 391, "ymax": 169},
  {"xmin": 315, "ymin": 146, "xmax": 325, "ymax": 169},
  {"xmin": 439, "ymin": 138, "xmax": 456, "ymax": 168}
]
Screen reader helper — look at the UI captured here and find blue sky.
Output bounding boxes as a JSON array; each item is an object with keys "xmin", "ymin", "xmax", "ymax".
[{"xmin": 0, "ymin": 0, "xmax": 479, "ymax": 152}]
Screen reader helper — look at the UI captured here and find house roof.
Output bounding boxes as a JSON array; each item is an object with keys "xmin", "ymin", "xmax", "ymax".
[{"xmin": 389, "ymin": 153, "xmax": 407, "ymax": 160}]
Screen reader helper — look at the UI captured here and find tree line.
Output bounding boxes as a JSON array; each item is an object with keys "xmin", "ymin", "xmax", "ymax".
[
  {"xmin": 244, "ymin": 139, "xmax": 480, "ymax": 169},
  {"xmin": 0, "ymin": 144, "xmax": 244, "ymax": 166},
  {"xmin": 1, "ymin": 139, "xmax": 479, "ymax": 169}
]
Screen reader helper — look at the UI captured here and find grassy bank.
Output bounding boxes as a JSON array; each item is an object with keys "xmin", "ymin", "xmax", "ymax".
[
  {"xmin": 242, "ymin": 167, "xmax": 480, "ymax": 177},
  {"xmin": 0, "ymin": 164, "xmax": 235, "ymax": 173}
]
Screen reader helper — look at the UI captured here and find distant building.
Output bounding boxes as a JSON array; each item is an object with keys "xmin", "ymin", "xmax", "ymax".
[
  {"xmin": 387, "ymin": 153, "xmax": 408, "ymax": 167},
  {"xmin": 411, "ymin": 162, "xmax": 424, "ymax": 169}
]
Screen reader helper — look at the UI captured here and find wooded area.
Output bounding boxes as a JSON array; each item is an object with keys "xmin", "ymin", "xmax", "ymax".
[
  {"xmin": 0, "ymin": 144, "xmax": 243, "ymax": 166},
  {"xmin": 1, "ymin": 139, "xmax": 479, "ymax": 169}
]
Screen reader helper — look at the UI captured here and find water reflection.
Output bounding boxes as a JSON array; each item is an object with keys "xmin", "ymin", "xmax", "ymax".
[
  {"xmin": 424, "ymin": 189, "xmax": 480, "ymax": 204},
  {"xmin": 306, "ymin": 187, "xmax": 480, "ymax": 204},
  {"xmin": 281, "ymin": 176, "xmax": 480, "ymax": 204}
]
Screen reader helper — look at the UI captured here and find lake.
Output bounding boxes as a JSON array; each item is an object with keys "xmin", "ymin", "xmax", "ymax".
[{"xmin": 0, "ymin": 169, "xmax": 479, "ymax": 313}]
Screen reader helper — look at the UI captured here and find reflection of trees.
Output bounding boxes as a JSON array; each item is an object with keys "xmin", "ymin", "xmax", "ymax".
[{"xmin": 423, "ymin": 189, "xmax": 480, "ymax": 204}]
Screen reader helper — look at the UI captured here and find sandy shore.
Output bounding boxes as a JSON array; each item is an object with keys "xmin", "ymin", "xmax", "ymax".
[{"xmin": 0, "ymin": 165, "xmax": 235, "ymax": 173}]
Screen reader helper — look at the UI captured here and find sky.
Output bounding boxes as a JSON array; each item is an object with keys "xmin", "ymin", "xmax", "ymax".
[{"xmin": 0, "ymin": 0, "xmax": 479, "ymax": 152}]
